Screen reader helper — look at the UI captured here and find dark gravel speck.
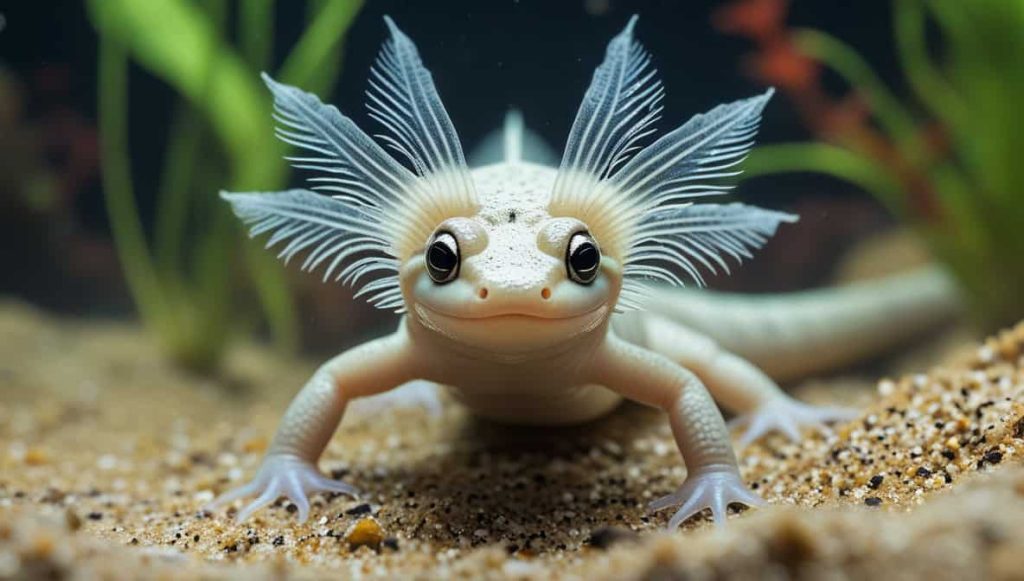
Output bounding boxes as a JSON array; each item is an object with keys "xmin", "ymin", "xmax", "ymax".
[
  {"xmin": 869, "ymin": 475, "xmax": 884, "ymax": 489},
  {"xmin": 586, "ymin": 526, "xmax": 638, "ymax": 550},
  {"xmin": 980, "ymin": 451, "xmax": 1004, "ymax": 468},
  {"xmin": 345, "ymin": 503, "xmax": 373, "ymax": 516}
]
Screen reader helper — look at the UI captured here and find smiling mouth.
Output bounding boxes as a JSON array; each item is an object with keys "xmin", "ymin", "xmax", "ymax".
[
  {"xmin": 414, "ymin": 303, "xmax": 608, "ymax": 322},
  {"xmin": 466, "ymin": 313, "xmax": 557, "ymax": 322}
]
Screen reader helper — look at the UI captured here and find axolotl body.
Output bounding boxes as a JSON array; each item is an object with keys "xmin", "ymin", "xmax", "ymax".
[{"xmin": 213, "ymin": 16, "xmax": 960, "ymax": 528}]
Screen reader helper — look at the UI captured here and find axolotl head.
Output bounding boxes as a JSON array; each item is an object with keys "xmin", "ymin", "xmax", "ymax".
[
  {"xmin": 222, "ymin": 15, "xmax": 795, "ymax": 356},
  {"xmin": 402, "ymin": 164, "xmax": 621, "ymax": 353}
]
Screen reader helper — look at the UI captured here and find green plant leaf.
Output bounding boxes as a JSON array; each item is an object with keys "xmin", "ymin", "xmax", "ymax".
[
  {"xmin": 794, "ymin": 29, "xmax": 921, "ymax": 157},
  {"xmin": 742, "ymin": 143, "xmax": 906, "ymax": 215},
  {"xmin": 894, "ymin": 0, "xmax": 966, "ymax": 132},
  {"xmin": 240, "ymin": 0, "xmax": 275, "ymax": 70},
  {"xmin": 87, "ymin": 0, "xmax": 282, "ymax": 189},
  {"xmin": 97, "ymin": 39, "xmax": 168, "ymax": 335},
  {"xmin": 279, "ymin": 0, "xmax": 364, "ymax": 95}
]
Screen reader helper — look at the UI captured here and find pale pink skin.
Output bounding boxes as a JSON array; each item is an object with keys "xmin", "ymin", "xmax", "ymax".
[{"xmin": 205, "ymin": 163, "xmax": 971, "ymax": 529}]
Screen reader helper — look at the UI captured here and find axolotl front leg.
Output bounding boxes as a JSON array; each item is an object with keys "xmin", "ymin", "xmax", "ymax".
[
  {"xmin": 208, "ymin": 329, "xmax": 422, "ymax": 522},
  {"xmin": 591, "ymin": 333, "xmax": 764, "ymax": 528}
]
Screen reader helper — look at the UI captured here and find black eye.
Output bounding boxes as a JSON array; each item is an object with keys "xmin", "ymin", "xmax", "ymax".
[
  {"xmin": 566, "ymin": 232, "xmax": 601, "ymax": 285},
  {"xmin": 426, "ymin": 232, "xmax": 460, "ymax": 284}
]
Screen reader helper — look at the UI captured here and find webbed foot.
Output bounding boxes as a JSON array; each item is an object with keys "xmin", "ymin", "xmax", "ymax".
[
  {"xmin": 649, "ymin": 467, "xmax": 764, "ymax": 529},
  {"xmin": 206, "ymin": 454, "xmax": 358, "ymax": 523},
  {"xmin": 729, "ymin": 397, "xmax": 857, "ymax": 448}
]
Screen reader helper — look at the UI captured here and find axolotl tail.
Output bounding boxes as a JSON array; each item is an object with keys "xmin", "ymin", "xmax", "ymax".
[
  {"xmin": 468, "ymin": 110, "xmax": 559, "ymax": 167},
  {"xmin": 618, "ymin": 265, "xmax": 962, "ymax": 383}
]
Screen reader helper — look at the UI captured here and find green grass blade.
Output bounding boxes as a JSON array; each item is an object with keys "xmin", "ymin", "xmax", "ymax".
[
  {"xmin": 893, "ymin": 0, "xmax": 967, "ymax": 140},
  {"xmin": 743, "ymin": 143, "xmax": 906, "ymax": 215},
  {"xmin": 88, "ymin": 0, "xmax": 281, "ymax": 188},
  {"xmin": 153, "ymin": 105, "xmax": 203, "ymax": 279},
  {"xmin": 278, "ymin": 0, "xmax": 363, "ymax": 93},
  {"xmin": 97, "ymin": 38, "xmax": 167, "ymax": 333},
  {"xmin": 794, "ymin": 29, "xmax": 921, "ymax": 154},
  {"xmin": 240, "ymin": 0, "xmax": 275, "ymax": 70},
  {"xmin": 153, "ymin": 0, "xmax": 228, "ymax": 281}
]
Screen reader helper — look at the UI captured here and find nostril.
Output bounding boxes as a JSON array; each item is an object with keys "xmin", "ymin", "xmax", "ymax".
[
  {"xmin": 541, "ymin": 287, "xmax": 551, "ymax": 300},
  {"xmin": 478, "ymin": 287, "xmax": 489, "ymax": 300}
]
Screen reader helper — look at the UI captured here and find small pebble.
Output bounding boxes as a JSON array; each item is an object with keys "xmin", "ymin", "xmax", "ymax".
[
  {"xmin": 23, "ymin": 447, "xmax": 49, "ymax": 466},
  {"xmin": 345, "ymin": 518, "xmax": 384, "ymax": 551},
  {"xmin": 65, "ymin": 510, "xmax": 82, "ymax": 531}
]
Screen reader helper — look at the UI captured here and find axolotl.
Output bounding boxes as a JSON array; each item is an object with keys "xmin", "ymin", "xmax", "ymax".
[{"xmin": 212, "ymin": 16, "xmax": 960, "ymax": 528}]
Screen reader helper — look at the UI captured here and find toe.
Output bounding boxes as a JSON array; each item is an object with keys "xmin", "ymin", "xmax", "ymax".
[
  {"xmin": 648, "ymin": 492, "xmax": 683, "ymax": 513},
  {"xmin": 814, "ymin": 422, "xmax": 835, "ymax": 438},
  {"xmin": 738, "ymin": 413, "xmax": 772, "ymax": 448},
  {"xmin": 235, "ymin": 485, "xmax": 280, "ymax": 524},
  {"xmin": 206, "ymin": 480, "xmax": 258, "ymax": 511},
  {"xmin": 737, "ymin": 426, "xmax": 760, "ymax": 449},
  {"xmin": 821, "ymin": 405, "xmax": 859, "ymax": 422},
  {"xmin": 736, "ymin": 486, "xmax": 766, "ymax": 508},
  {"xmin": 727, "ymin": 414, "xmax": 750, "ymax": 430},
  {"xmin": 779, "ymin": 417, "xmax": 803, "ymax": 442},
  {"xmin": 667, "ymin": 489, "xmax": 706, "ymax": 530},
  {"xmin": 285, "ymin": 473, "xmax": 311, "ymax": 523},
  {"xmin": 311, "ymin": 473, "xmax": 360, "ymax": 497},
  {"xmin": 709, "ymin": 491, "xmax": 728, "ymax": 528}
]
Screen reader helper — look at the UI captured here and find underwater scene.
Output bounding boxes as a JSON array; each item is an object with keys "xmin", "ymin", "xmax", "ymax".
[{"xmin": 4, "ymin": 0, "xmax": 1024, "ymax": 578}]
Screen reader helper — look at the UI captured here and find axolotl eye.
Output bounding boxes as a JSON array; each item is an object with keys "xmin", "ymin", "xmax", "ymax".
[
  {"xmin": 566, "ymin": 232, "xmax": 601, "ymax": 285},
  {"xmin": 426, "ymin": 231, "xmax": 460, "ymax": 284}
]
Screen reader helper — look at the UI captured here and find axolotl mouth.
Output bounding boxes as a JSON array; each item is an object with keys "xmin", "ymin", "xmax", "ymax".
[
  {"xmin": 411, "ymin": 302, "xmax": 611, "ymax": 350},
  {"xmin": 414, "ymin": 301, "xmax": 609, "ymax": 321},
  {"xmin": 413, "ymin": 303, "xmax": 606, "ymax": 325}
]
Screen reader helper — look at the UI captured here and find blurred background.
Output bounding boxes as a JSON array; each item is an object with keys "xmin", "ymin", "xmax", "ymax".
[{"xmin": 2, "ymin": 0, "xmax": 1020, "ymax": 373}]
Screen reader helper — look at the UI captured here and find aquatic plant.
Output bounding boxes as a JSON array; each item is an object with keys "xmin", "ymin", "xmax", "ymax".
[
  {"xmin": 716, "ymin": 0, "xmax": 1024, "ymax": 328},
  {"xmin": 89, "ymin": 0, "xmax": 363, "ymax": 371}
]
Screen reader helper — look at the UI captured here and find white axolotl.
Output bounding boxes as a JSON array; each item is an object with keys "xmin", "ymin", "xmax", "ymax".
[{"xmin": 212, "ymin": 16, "xmax": 960, "ymax": 528}]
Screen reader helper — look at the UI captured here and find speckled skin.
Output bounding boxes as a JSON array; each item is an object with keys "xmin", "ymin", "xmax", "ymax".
[{"xmin": 210, "ymin": 161, "xmax": 956, "ymax": 528}]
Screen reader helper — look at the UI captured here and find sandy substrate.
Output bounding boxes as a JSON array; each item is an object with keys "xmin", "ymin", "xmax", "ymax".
[{"xmin": 2, "ymin": 300, "xmax": 1023, "ymax": 579}]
